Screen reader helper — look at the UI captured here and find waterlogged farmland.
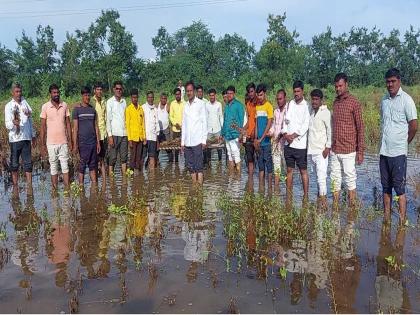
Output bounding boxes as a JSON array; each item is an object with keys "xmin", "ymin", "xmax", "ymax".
[{"xmin": 0, "ymin": 151, "xmax": 419, "ymax": 313}]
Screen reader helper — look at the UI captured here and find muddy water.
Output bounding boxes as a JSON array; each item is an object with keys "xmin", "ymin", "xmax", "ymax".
[{"xmin": 0, "ymin": 153, "xmax": 419, "ymax": 313}]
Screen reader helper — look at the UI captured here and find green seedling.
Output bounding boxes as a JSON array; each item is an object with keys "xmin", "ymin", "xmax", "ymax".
[
  {"xmin": 107, "ymin": 203, "xmax": 132, "ymax": 215},
  {"xmin": 70, "ymin": 182, "xmax": 83, "ymax": 196},
  {"xmin": 385, "ymin": 255, "xmax": 405, "ymax": 270},
  {"xmin": 279, "ymin": 266, "xmax": 287, "ymax": 280},
  {"xmin": 125, "ymin": 169, "xmax": 134, "ymax": 177}
]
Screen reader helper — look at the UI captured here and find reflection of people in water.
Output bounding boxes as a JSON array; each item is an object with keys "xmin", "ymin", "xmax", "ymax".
[{"xmin": 375, "ymin": 220, "xmax": 410, "ymax": 313}]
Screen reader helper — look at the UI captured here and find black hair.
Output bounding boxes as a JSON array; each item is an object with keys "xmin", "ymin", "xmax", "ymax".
[
  {"xmin": 173, "ymin": 87, "xmax": 181, "ymax": 94},
  {"xmin": 161, "ymin": 92, "xmax": 168, "ymax": 97},
  {"xmin": 185, "ymin": 80, "xmax": 195, "ymax": 90},
  {"xmin": 246, "ymin": 82, "xmax": 256, "ymax": 93},
  {"xmin": 93, "ymin": 82, "xmax": 103, "ymax": 89},
  {"xmin": 226, "ymin": 85, "xmax": 236, "ymax": 93},
  {"xmin": 222, "ymin": 89, "xmax": 227, "ymax": 95},
  {"xmin": 196, "ymin": 84, "xmax": 203, "ymax": 91},
  {"xmin": 310, "ymin": 89, "xmax": 323, "ymax": 99},
  {"xmin": 81, "ymin": 86, "xmax": 91, "ymax": 95},
  {"xmin": 385, "ymin": 68, "xmax": 401, "ymax": 80},
  {"xmin": 12, "ymin": 82, "xmax": 22, "ymax": 90},
  {"xmin": 256, "ymin": 83, "xmax": 267, "ymax": 94},
  {"xmin": 276, "ymin": 89, "xmax": 286, "ymax": 97},
  {"xmin": 292, "ymin": 80, "xmax": 304, "ymax": 90},
  {"xmin": 113, "ymin": 80, "xmax": 123, "ymax": 88},
  {"xmin": 334, "ymin": 72, "xmax": 348, "ymax": 83},
  {"xmin": 146, "ymin": 90, "xmax": 154, "ymax": 97},
  {"xmin": 208, "ymin": 88, "xmax": 216, "ymax": 94},
  {"xmin": 49, "ymin": 83, "xmax": 60, "ymax": 93},
  {"xmin": 130, "ymin": 88, "xmax": 139, "ymax": 96}
]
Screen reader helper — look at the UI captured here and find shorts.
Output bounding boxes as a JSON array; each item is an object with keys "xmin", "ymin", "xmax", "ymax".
[
  {"xmin": 244, "ymin": 138, "xmax": 255, "ymax": 164},
  {"xmin": 380, "ymin": 155, "xmax": 407, "ymax": 196},
  {"xmin": 108, "ymin": 136, "xmax": 128, "ymax": 166},
  {"xmin": 147, "ymin": 140, "xmax": 158, "ymax": 158},
  {"xmin": 98, "ymin": 139, "xmax": 108, "ymax": 159},
  {"xmin": 79, "ymin": 144, "xmax": 98, "ymax": 173},
  {"xmin": 257, "ymin": 143, "xmax": 273, "ymax": 174},
  {"xmin": 47, "ymin": 143, "xmax": 70, "ymax": 176},
  {"xmin": 184, "ymin": 144, "xmax": 204, "ymax": 173},
  {"xmin": 10, "ymin": 140, "xmax": 32, "ymax": 172},
  {"xmin": 284, "ymin": 145, "xmax": 307, "ymax": 170}
]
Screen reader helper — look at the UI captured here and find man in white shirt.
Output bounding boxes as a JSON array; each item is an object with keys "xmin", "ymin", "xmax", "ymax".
[
  {"xmin": 281, "ymin": 80, "xmax": 310, "ymax": 201},
  {"xmin": 4, "ymin": 83, "xmax": 36, "ymax": 190},
  {"xmin": 181, "ymin": 81, "xmax": 207, "ymax": 185},
  {"xmin": 106, "ymin": 81, "xmax": 128, "ymax": 176},
  {"xmin": 205, "ymin": 88, "xmax": 224, "ymax": 164},
  {"xmin": 142, "ymin": 91, "xmax": 160, "ymax": 169},
  {"xmin": 157, "ymin": 92, "xmax": 173, "ymax": 162},
  {"xmin": 307, "ymin": 89, "xmax": 331, "ymax": 204}
]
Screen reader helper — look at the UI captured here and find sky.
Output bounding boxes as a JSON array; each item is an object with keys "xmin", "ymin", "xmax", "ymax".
[{"xmin": 0, "ymin": 0, "xmax": 419, "ymax": 60}]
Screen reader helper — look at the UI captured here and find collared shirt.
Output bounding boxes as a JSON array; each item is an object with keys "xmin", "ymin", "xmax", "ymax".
[
  {"xmin": 181, "ymin": 97, "xmax": 207, "ymax": 147},
  {"xmin": 94, "ymin": 96, "xmax": 107, "ymax": 140},
  {"xmin": 125, "ymin": 103, "xmax": 146, "ymax": 142},
  {"xmin": 282, "ymin": 98, "xmax": 310, "ymax": 150},
  {"xmin": 308, "ymin": 105, "xmax": 332, "ymax": 155},
  {"xmin": 245, "ymin": 98, "xmax": 257, "ymax": 139},
  {"xmin": 157, "ymin": 103, "xmax": 170, "ymax": 131},
  {"xmin": 5, "ymin": 98, "xmax": 36, "ymax": 143},
  {"xmin": 169, "ymin": 99, "xmax": 185, "ymax": 132},
  {"xmin": 221, "ymin": 98, "xmax": 245, "ymax": 141},
  {"xmin": 142, "ymin": 103, "xmax": 160, "ymax": 141},
  {"xmin": 269, "ymin": 106, "xmax": 286, "ymax": 143},
  {"xmin": 256, "ymin": 100, "xmax": 274, "ymax": 146},
  {"xmin": 332, "ymin": 92, "xmax": 365, "ymax": 154},
  {"xmin": 106, "ymin": 96, "xmax": 127, "ymax": 137},
  {"xmin": 206, "ymin": 100, "xmax": 223, "ymax": 133},
  {"xmin": 380, "ymin": 87, "xmax": 418, "ymax": 157},
  {"xmin": 40, "ymin": 101, "xmax": 70, "ymax": 145}
]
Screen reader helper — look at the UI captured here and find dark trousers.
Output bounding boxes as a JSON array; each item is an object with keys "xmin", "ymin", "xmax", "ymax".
[{"xmin": 129, "ymin": 141, "xmax": 144, "ymax": 170}]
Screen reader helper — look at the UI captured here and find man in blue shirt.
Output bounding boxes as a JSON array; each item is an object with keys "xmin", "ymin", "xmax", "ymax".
[{"xmin": 379, "ymin": 68, "xmax": 418, "ymax": 224}]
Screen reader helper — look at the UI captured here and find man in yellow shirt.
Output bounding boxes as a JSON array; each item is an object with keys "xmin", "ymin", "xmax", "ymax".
[
  {"xmin": 125, "ymin": 89, "xmax": 146, "ymax": 171},
  {"xmin": 93, "ymin": 82, "xmax": 107, "ymax": 182},
  {"xmin": 169, "ymin": 87, "xmax": 185, "ymax": 162}
]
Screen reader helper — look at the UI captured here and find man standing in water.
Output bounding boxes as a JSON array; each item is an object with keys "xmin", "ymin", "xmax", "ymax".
[
  {"xmin": 169, "ymin": 88, "xmax": 185, "ymax": 163},
  {"xmin": 40, "ymin": 84, "xmax": 73, "ymax": 190},
  {"xmin": 243, "ymin": 83, "xmax": 258, "ymax": 176},
  {"xmin": 181, "ymin": 81, "xmax": 207, "ymax": 185},
  {"xmin": 142, "ymin": 91, "xmax": 160, "ymax": 169},
  {"xmin": 379, "ymin": 68, "xmax": 417, "ymax": 224},
  {"xmin": 331, "ymin": 73, "xmax": 365, "ymax": 206},
  {"xmin": 93, "ymin": 82, "xmax": 107, "ymax": 183},
  {"xmin": 5, "ymin": 83, "xmax": 36, "ymax": 192},
  {"xmin": 205, "ymin": 88, "xmax": 224, "ymax": 164}
]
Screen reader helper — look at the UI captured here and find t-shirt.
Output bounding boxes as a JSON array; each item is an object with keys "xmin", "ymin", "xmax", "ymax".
[
  {"xmin": 246, "ymin": 99, "xmax": 257, "ymax": 139},
  {"xmin": 40, "ymin": 101, "xmax": 70, "ymax": 145},
  {"xmin": 72, "ymin": 105, "xmax": 97, "ymax": 146},
  {"xmin": 256, "ymin": 101, "xmax": 274, "ymax": 146}
]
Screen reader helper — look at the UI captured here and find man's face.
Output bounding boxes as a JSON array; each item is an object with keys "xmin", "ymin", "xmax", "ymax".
[
  {"xmin": 12, "ymin": 87, "xmax": 22, "ymax": 102},
  {"xmin": 311, "ymin": 96, "xmax": 322, "ymax": 110},
  {"xmin": 147, "ymin": 94, "xmax": 154, "ymax": 105},
  {"xmin": 131, "ymin": 95, "xmax": 138, "ymax": 105},
  {"xmin": 257, "ymin": 91, "xmax": 266, "ymax": 105},
  {"xmin": 186, "ymin": 84, "xmax": 195, "ymax": 101},
  {"xmin": 114, "ymin": 84, "xmax": 123, "ymax": 98},
  {"xmin": 386, "ymin": 76, "xmax": 401, "ymax": 96},
  {"xmin": 227, "ymin": 90, "xmax": 235, "ymax": 103},
  {"xmin": 293, "ymin": 87, "xmax": 303, "ymax": 103},
  {"xmin": 197, "ymin": 88, "xmax": 204, "ymax": 100},
  {"xmin": 160, "ymin": 95, "xmax": 167, "ymax": 105},
  {"xmin": 94, "ymin": 87, "xmax": 103, "ymax": 99},
  {"xmin": 50, "ymin": 89, "xmax": 60, "ymax": 103},
  {"xmin": 247, "ymin": 87, "xmax": 256, "ymax": 100},
  {"xmin": 334, "ymin": 79, "xmax": 348, "ymax": 97},
  {"xmin": 276, "ymin": 92, "xmax": 286, "ymax": 108},
  {"xmin": 175, "ymin": 90, "xmax": 181, "ymax": 102},
  {"xmin": 209, "ymin": 92, "xmax": 216, "ymax": 103},
  {"xmin": 82, "ymin": 93, "xmax": 90, "ymax": 104}
]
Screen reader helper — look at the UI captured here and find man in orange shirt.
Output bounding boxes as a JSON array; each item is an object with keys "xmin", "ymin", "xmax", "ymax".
[{"xmin": 242, "ymin": 82, "xmax": 257, "ymax": 176}]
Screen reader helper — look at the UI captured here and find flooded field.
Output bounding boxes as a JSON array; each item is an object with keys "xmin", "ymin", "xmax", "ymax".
[{"xmin": 0, "ymin": 152, "xmax": 419, "ymax": 313}]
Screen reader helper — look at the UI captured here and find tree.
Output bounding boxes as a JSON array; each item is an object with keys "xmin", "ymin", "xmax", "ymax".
[{"xmin": 0, "ymin": 44, "xmax": 15, "ymax": 92}]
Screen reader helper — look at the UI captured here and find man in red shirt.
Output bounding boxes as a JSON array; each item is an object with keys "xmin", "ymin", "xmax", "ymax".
[{"xmin": 331, "ymin": 73, "xmax": 365, "ymax": 206}]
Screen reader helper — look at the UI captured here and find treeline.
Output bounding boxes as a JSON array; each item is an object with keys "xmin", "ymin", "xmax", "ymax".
[{"xmin": 0, "ymin": 10, "xmax": 419, "ymax": 97}]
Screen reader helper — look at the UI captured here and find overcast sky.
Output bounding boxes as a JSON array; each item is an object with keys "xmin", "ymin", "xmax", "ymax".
[{"xmin": 0, "ymin": 0, "xmax": 419, "ymax": 59}]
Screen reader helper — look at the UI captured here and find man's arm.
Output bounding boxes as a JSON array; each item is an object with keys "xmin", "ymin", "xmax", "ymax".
[
  {"xmin": 258, "ymin": 118, "xmax": 273, "ymax": 143},
  {"xmin": 5, "ymin": 103, "xmax": 17, "ymax": 131},
  {"xmin": 353, "ymin": 101, "xmax": 365, "ymax": 164},
  {"xmin": 40, "ymin": 118, "xmax": 47, "ymax": 157},
  {"xmin": 95, "ymin": 114, "xmax": 101, "ymax": 154},
  {"xmin": 66, "ymin": 116, "xmax": 73, "ymax": 152},
  {"xmin": 72, "ymin": 118, "xmax": 78, "ymax": 154},
  {"xmin": 408, "ymin": 119, "xmax": 418, "ymax": 144}
]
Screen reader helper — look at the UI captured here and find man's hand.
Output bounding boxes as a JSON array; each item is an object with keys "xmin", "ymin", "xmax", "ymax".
[
  {"xmin": 97, "ymin": 142, "xmax": 101, "ymax": 154},
  {"xmin": 356, "ymin": 151, "xmax": 364, "ymax": 165},
  {"xmin": 31, "ymin": 137, "xmax": 37, "ymax": 149},
  {"xmin": 108, "ymin": 136, "xmax": 114, "ymax": 148},
  {"xmin": 129, "ymin": 140, "xmax": 133, "ymax": 148},
  {"xmin": 72, "ymin": 143, "xmax": 78, "ymax": 155},
  {"xmin": 218, "ymin": 136, "xmax": 223, "ymax": 143},
  {"xmin": 68, "ymin": 142, "xmax": 73, "ymax": 153},
  {"xmin": 143, "ymin": 140, "xmax": 147, "ymax": 145},
  {"xmin": 253, "ymin": 138, "xmax": 260, "ymax": 150},
  {"xmin": 201, "ymin": 143, "xmax": 206, "ymax": 149},
  {"xmin": 181, "ymin": 145, "xmax": 185, "ymax": 153},
  {"xmin": 322, "ymin": 147, "xmax": 331, "ymax": 159},
  {"xmin": 175, "ymin": 123, "xmax": 181, "ymax": 130},
  {"xmin": 13, "ymin": 119, "xmax": 20, "ymax": 127},
  {"xmin": 41, "ymin": 145, "xmax": 48, "ymax": 159}
]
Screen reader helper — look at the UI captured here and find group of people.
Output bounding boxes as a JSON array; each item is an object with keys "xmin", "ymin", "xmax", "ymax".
[{"xmin": 4, "ymin": 68, "xmax": 418, "ymax": 223}]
